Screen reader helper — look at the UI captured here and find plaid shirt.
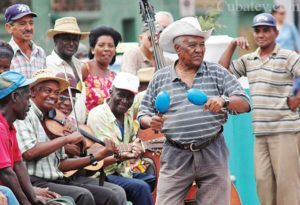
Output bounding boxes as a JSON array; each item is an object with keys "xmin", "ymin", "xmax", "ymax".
[
  {"xmin": 9, "ymin": 38, "xmax": 46, "ymax": 78},
  {"xmin": 14, "ymin": 101, "xmax": 67, "ymax": 180}
]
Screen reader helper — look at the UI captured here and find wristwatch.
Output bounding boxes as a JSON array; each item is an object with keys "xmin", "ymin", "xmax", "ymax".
[
  {"xmin": 89, "ymin": 154, "xmax": 98, "ymax": 166},
  {"xmin": 221, "ymin": 95, "xmax": 230, "ymax": 108}
]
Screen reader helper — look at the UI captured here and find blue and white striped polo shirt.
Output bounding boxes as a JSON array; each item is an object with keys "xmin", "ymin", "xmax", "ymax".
[{"xmin": 138, "ymin": 61, "xmax": 250, "ymax": 144}]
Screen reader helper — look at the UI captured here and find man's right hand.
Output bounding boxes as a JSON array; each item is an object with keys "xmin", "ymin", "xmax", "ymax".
[
  {"xmin": 150, "ymin": 115, "xmax": 165, "ymax": 132},
  {"xmin": 232, "ymin": 37, "xmax": 250, "ymax": 50}
]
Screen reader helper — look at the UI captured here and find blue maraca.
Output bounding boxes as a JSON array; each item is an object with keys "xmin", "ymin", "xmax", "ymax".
[
  {"xmin": 187, "ymin": 88, "xmax": 208, "ymax": 106},
  {"xmin": 155, "ymin": 91, "xmax": 170, "ymax": 114}
]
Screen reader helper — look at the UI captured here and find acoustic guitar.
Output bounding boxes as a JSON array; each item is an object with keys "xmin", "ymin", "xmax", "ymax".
[{"xmin": 64, "ymin": 138, "xmax": 164, "ymax": 177}]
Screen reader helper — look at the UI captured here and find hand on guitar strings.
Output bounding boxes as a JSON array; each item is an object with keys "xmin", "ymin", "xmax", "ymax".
[{"xmin": 89, "ymin": 138, "xmax": 117, "ymax": 160}]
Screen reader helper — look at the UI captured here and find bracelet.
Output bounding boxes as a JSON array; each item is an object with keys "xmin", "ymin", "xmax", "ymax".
[{"xmin": 89, "ymin": 154, "xmax": 98, "ymax": 166}]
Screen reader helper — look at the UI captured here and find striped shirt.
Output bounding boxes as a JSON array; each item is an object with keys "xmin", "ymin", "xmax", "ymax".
[
  {"xmin": 9, "ymin": 38, "xmax": 46, "ymax": 78},
  {"xmin": 230, "ymin": 44, "xmax": 300, "ymax": 136},
  {"xmin": 138, "ymin": 61, "xmax": 250, "ymax": 144},
  {"xmin": 14, "ymin": 101, "xmax": 67, "ymax": 180}
]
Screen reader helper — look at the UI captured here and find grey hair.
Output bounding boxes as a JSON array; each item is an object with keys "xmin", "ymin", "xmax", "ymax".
[
  {"xmin": 155, "ymin": 11, "xmax": 174, "ymax": 23},
  {"xmin": 173, "ymin": 36, "xmax": 185, "ymax": 47}
]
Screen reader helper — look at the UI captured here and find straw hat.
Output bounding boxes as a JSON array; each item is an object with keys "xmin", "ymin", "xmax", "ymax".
[
  {"xmin": 30, "ymin": 69, "xmax": 70, "ymax": 92},
  {"xmin": 47, "ymin": 17, "xmax": 90, "ymax": 40},
  {"xmin": 159, "ymin": 17, "xmax": 213, "ymax": 53},
  {"xmin": 137, "ymin": 67, "xmax": 155, "ymax": 83}
]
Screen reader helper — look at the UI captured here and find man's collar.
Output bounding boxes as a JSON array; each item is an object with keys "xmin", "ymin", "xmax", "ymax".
[
  {"xmin": 51, "ymin": 50, "xmax": 65, "ymax": 65},
  {"xmin": 9, "ymin": 37, "xmax": 39, "ymax": 55},
  {"xmin": 30, "ymin": 99, "xmax": 44, "ymax": 121},
  {"xmin": 171, "ymin": 61, "xmax": 207, "ymax": 82},
  {"xmin": 102, "ymin": 101, "xmax": 117, "ymax": 123},
  {"xmin": 0, "ymin": 112, "xmax": 9, "ymax": 129},
  {"xmin": 252, "ymin": 44, "xmax": 280, "ymax": 60}
]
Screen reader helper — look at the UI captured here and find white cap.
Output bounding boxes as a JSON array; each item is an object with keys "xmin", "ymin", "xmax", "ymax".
[{"xmin": 112, "ymin": 72, "xmax": 139, "ymax": 94}]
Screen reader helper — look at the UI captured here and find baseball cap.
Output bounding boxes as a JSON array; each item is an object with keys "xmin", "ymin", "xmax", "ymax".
[
  {"xmin": 4, "ymin": 4, "xmax": 37, "ymax": 23},
  {"xmin": 0, "ymin": 71, "xmax": 34, "ymax": 99},
  {"xmin": 252, "ymin": 13, "xmax": 276, "ymax": 27},
  {"xmin": 112, "ymin": 72, "xmax": 140, "ymax": 94}
]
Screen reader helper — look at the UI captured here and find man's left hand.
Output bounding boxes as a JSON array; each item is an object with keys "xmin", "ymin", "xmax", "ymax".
[
  {"xmin": 287, "ymin": 96, "xmax": 300, "ymax": 111},
  {"xmin": 203, "ymin": 97, "xmax": 225, "ymax": 113}
]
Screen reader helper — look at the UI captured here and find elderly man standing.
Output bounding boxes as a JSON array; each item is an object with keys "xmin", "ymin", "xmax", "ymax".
[
  {"xmin": 138, "ymin": 17, "xmax": 251, "ymax": 205},
  {"xmin": 219, "ymin": 13, "xmax": 300, "ymax": 205},
  {"xmin": 4, "ymin": 4, "xmax": 46, "ymax": 78},
  {"xmin": 46, "ymin": 17, "xmax": 89, "ymax": 123}
]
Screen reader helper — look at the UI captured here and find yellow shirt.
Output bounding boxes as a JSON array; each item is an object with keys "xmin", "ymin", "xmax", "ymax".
[{"xmin": 87, "ymin": 102, "xmax": 136, "ymax": 177}]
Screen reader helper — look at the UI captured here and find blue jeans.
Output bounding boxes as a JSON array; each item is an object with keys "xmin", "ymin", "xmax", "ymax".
[
  {"xmin": 106, "ymin": 173, "xmax": 155, "ymax": 205},
  {"xmin": 0, "ymin": 186, "xmax": 20, "ymax": 205}
]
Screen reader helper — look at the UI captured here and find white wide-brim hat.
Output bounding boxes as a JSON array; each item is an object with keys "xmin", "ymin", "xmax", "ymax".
[
  {"xmin": 159, "ymin": 17, "xmax": 214, "ymax": 53},
  {"xmin": 47, "ymin": 17, "xmax": 90, "ymax": 40}
]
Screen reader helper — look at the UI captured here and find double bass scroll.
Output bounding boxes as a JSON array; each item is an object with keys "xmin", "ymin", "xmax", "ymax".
[{"xmin": 139, "ymin": 0, "xmax": 166, "ymax": 70}]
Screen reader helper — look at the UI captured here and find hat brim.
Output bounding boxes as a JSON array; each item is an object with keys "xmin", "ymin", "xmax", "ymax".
[
  {"xmin": 11, "ymin": 12, "xmax": 37, "ymax": 22},
  {"xmin": 114, "ymin": 86, "xmax": 138, "ymax": 94},
  {"xmin": 47, "ymin": 30, "xmax": 90, "ymax": 40},
  {"xmin": 30, "ymin": 77, "xmax": 70, "ymax": 92},
  {"xmin": 61, "ymin": 87, "xmax": 81, "ymax": 94},
  {"xmin": 0, "ymin": 78, "xmax": 35, "ymax": 100},
  {"xmin": 159, "ymin": 21, "xmax": 213, "ymax": 53},
  {"xmin": 252, "ymin": 23, "xmax": 276, "ymax": 27}
]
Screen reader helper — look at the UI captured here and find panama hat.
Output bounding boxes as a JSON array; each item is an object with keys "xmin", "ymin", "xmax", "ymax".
[
  {"xmin": 137, "ymin": 67, "xmax": 155, "ymax": 83},
  {"xmin": 47, "ymin": 17, "xmax": 90, "ymax": 40},
  {"xmin": 30, "ymin": 69, "xmax": 70, "ymax": 92},
  {"xmin": 0, "ymin": 71, "xmax": 34, "ymax": 99},
  {"xmin": 159, "ymin": 16, "xmax": 213, "ymax": 53}
]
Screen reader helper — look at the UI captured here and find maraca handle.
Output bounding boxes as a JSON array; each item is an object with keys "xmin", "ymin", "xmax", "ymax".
[{"xmin": 154, "ymin": 112, "xmax": 163, "ymax": 134}]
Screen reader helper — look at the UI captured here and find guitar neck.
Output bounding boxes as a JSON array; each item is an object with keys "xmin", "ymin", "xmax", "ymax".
[
  {"xmin": 117, "ymin": 143, "xmax": 133, "ymax": 152},
  {"xmin": 117, "ymin": 139, "xmax": 164, "ymax": 153}
]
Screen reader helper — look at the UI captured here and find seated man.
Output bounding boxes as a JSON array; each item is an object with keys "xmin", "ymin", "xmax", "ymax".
[
  {"xmin": 0, "ymin": 71, "xmax": 44, "ymax": 205},
  {"xmin": 87, "ymin": 72, "xmax": 155, "ymax": 205},
  {"xmin": 14, "ymin": 69, "xmax": 126, "ymax": 205}
]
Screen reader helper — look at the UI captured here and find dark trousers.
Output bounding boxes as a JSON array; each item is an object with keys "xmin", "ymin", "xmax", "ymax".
[
  {"xmin": 106, "ymin": 173, "xmax": 155, "ymax": 205},
  {"xmin": 30, "ymin": 175, "xmax": 126, "ymax": 205}
]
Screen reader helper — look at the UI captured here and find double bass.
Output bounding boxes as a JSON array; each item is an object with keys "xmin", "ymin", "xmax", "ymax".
[{"xmin": 139, "ymin": 0, "xmax": 166, "ymax": 70}]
